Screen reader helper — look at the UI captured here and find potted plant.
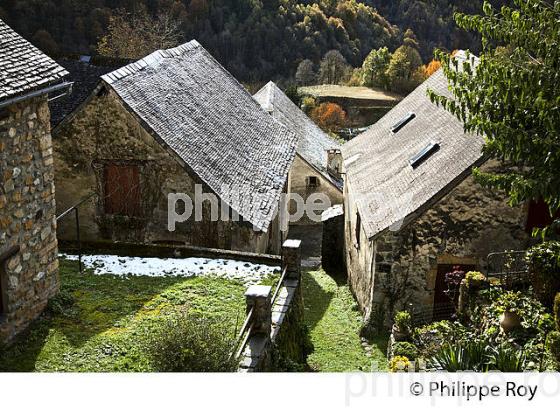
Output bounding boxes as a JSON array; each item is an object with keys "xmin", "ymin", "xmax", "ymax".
[
  {"xmin": 393, "ymin": 311, "xmax": 412, "ymax": 341},
  {"xmin": 499, "ymin": 292, "xmax": 522, "ymax": 333}
]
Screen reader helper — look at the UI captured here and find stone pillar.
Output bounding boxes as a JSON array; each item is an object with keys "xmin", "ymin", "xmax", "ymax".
[
  {"xmin": 282, "ymin": 239, "xmax": 301, "ymax": 280},
  {"xmin": 245, "ymin": 285, "xmax": 272, "ymax": 335}
]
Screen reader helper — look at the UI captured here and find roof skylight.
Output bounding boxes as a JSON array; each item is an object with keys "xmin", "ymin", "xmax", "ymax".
[
  {"xmin": 409, "ymin": 141, "xmax": 440, "ymax": 169},
  {"xmin": 391, "ymin": 112, "xmax": 416, "ymax": 133}
]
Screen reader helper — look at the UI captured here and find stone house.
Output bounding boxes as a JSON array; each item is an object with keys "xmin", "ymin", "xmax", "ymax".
[
  {"xmin": 53, "ymin": 41, "xmax": 298, "ymax": 255},
  {"xmin": 253, "ymin": 82, "xmax": 343, "ymax": 225},
  {"xmin": 341, "ymin": 61, "xmax": 534, "ymax": 331},
  {"xmin": 0, "ymin": 20, "xmax": 71, "ymax": 342}
]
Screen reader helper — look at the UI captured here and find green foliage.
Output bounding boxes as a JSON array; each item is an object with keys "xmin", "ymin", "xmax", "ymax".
[
  {"xmin": 389, "ymin": 355, "xmax": 410, "ymax": 372},
  {"xmin": 394, "ymin": 310, "xmax": 412, "ymax": 332},
  {"xmin": 465, "ymin": 271, "xmax": 486, "ymax": 287},
  {"xmin": 145, "ymin": 312, "xmax": 238, "ymax": 372},
  {"xmin": 300, "ymin": 96, "xmax": 317, "ymax": 114},
  {"xmin": 392, "ymin": 342, "xmax": 418, "ymax": 360},
  {"xmin": 361, "ymin": 47, "xmax": 390, "ymax": 89},
  {"xmin": 46, "ymin": 289, "xmax": 75, "ymax": 316},
  {"xmin": 430, "ymin": 0, "xmax": 560, "ymax": 234},
  {"xmin": 527, "ymin": 241, "xmax": 560, "ymax": 308},
  {"xmin": 386, "ymin": 45, "xmax": 425, "ymax": 93},
  {"xmin": 555, "ymin": 293, "xmax": 560, "ymax": 330},
  {"xmin": 546, "ymin": 331, "xmax": 560, "ymax": 363},
  {"xmin": 430, "ymin": 341, "xmax": 488, "ymax": 372}
]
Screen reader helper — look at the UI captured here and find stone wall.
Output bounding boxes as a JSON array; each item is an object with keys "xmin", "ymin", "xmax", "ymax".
[
  {"xmin": 345, "ymin": 161, "xmax": 532, "ymax": 332},
  {"xmin": 238, "ymin": 240, "xmax": 309, "ymax": 371},
  {"xmin": 53, "ymin": 87, "xmax": 283, "ymax": 254},
  {"xmin": 288, "ymin": 155, "xmax": 343, "ymax": 226},
  {"xmin": 0, "ymin": 96, "xmax": 59, "ymax": 342}
]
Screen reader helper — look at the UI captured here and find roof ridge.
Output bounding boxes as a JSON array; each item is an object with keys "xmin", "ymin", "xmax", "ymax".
[{"xmin": 101, "ymin": 40, "xmax": 201, "ymax": 85}]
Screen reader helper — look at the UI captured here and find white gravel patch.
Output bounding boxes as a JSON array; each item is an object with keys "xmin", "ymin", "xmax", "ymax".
[{"xmin": 60, "ymin": 253, "xmax": 280, "ymax": 285}]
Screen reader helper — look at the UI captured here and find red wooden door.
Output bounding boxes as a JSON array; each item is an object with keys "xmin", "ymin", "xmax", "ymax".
[{"xmin": 104, "ymin": 164, "xmax": 141, "ymax": 217}]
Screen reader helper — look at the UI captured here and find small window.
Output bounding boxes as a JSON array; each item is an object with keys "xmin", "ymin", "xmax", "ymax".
[
  {"xmin": 409, "ymin": 142, "xmax": 440, "ymax": 169},
  {"xmin": 391, "ymin": 112, "xmax": 416, "ymax": 133},
  {"xmin": 306, "ymin": 176, "xmax": 319, "ymax": 189},
  {"xmin": 355, "ymin": 212, "xmax": 361, "ymax": 249},
  {"xmin": 104, "ymin": 163, "xmax": 142, "ymax": 217}
]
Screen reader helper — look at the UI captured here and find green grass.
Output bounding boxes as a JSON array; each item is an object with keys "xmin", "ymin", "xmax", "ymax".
[
  {"xmin": 0, "ymin": 259, "xmax": 254, "ymax": 372},
  {"xmin": 303, "ymin": 269, "xmax": 388, "ymax": 372}
]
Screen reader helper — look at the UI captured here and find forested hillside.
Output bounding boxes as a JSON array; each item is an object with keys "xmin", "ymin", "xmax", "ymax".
[{"xmin": 0, "ymin": 0, "xmax": 505, "ymax": 82}]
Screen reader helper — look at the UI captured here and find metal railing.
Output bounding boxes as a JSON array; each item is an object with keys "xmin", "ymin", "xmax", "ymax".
[
  {"xmin": 271, "ymin": 266, "xmax": 288, "ymax": 306},
  {"xmin": 231, "ymin": 307, "xmax": 254, "ymax": 361},
  {"xmin": 56, "ymin": 192, "xmax": 98, "ymax": 273},
  {"xmin": 486, "ymin": 250, "xmax": 530, "ymax": 289}
]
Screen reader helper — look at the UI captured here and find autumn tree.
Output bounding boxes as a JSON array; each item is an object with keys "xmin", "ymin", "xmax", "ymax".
[
  {"xmin": 295, "ymin": 59, "xmax": 317, "ymax": 86},
  {"xmin": 386, "ymin": 45, "xmax": 425, "ymax": 93},
  {"xmin": 97, "ymin": 6, "xmax": 183, "ymax": 60},
  {"xmin": 430, "ymin": 0, "xmax": 560, "ymax": 234},
  {"xmin": 318, "ymin": 50, "xmax": 351, "ymax": 85},
  {"xmin": 361, "ymin": 47, "xmax": 391, "ymax": 89},
  {"xmin": 424, "ymin": 59, "xmax": 442, "ymax": 77},
  {"xmin": 311, "ymin": 102, "xmax": 348, "ymax": 132}
]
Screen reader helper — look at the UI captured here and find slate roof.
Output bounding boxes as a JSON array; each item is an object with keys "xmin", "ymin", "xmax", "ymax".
[
  {"xmin": 254, "ymin": 82, "xmax": 342, "ymax": 189},
  {"xmin": 0, "ymin": 19, "xmax": 68, "ymax": 103},
  {"xmin": 50, "ymin": 60, "xmax": 117, "ymax": 127},
  {"xmin": 341, "ymin": 53, "xmax": 485, "ymax": 240},
  {"xmin": 101, "ymin": 41, "xmax": 298, "ymax": 232}
]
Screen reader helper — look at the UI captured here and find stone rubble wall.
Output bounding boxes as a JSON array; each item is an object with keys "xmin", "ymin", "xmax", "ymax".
[
  {"xmin": 0, "ymin": 96, "xmax": 59, "ymax": 342},
  {"xmin": 345, "ymin": 161, "xmax": 532, "ymax": 331}
]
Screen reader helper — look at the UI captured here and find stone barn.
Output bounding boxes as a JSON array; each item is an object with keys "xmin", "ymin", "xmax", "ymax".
[
  {"xmin": 341, "ymin": 59, "xmax": 533, "ymax": 332},
  {"xmin": 53, "ymin": 41, "xmax": 297, "ymax": 255},
  {"xmin": 0, "ymin": 20, "xmax": 71, "ymax": 342},
  {"xmin": 253, "ymin": 82, "xmax": 343, "ymax": 225}
]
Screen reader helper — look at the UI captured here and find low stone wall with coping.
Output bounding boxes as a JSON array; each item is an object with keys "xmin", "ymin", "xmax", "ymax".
[{"xmin": 237, "ymin": 240, "xmax": 308, "ymax": 372}]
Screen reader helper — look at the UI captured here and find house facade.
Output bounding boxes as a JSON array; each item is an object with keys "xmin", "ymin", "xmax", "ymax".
[
  {"xmin": 341, "ymin": 59, "xmax": 532, "ymax": 332},
  {"xmin": 0, "ymin": 20, "xmax": 70, "ymax": 342},
  {"xmin": 53, "ymin": 41, "xmax": 297, "ymax": 255},
  {"xmin": 254, "ymin": 82, "xmax": 343, "ymax": 225}
]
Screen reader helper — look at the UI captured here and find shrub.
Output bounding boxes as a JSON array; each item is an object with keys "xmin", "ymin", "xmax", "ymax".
[
  {"xmin": 488, "ymin": 344, "xmax": 526, "ymax": 372},
  {"xmin": 526, "ymin": 241, "xmax": 560, "ymax": 307},
  {"xmin": 145, "ymin": 312, "xmax": 238, "ymax": 372},
  {"xmin": 46, "ymin": 289, "xmax": 75, "ymax": 315},
  {"xmin": 310, "ymin": 102, "xmax": 348, "ymax": 132},
  {"xmin": 389, "ymin": 355, "xmax": 410, "ymax": 372},
  {"xmin": 394, "ymin": 311, "xmax": 412, "ymax": 333},
  {"xmin": 546, "ymin": 331, "xmax": 560, "ymax": 362},
  {"xmin": 430, "ymin": 341, "xmax": 488, "ymax": 372},
  {"xmin": 392, "ymin": 342, "xmax": 418, "ymax": 360},
  {"xmin": 554, "ymin": 293, "xmax": 560, "ymax": 330},
  {"xmin": 465, "ymin": 271, "xmax": 486, "ymax": 287}
]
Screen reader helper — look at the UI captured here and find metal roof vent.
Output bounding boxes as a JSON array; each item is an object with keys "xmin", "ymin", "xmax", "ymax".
[
  {"xmin": 409, "ymin": 141, "xmax": 440, "ymax": 169},
  {"xmin": 391, "ymin": 112, "xmax": 416, "ymax": 133}
]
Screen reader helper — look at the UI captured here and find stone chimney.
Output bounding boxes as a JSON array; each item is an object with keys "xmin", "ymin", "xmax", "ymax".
[{"xmin": 327, "ymin": 149, "xmax": 343, "ymax": 180}]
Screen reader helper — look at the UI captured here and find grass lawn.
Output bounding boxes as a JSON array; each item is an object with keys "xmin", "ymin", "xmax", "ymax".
[
  {"xmin": 0, "ymin": 258, "xmax": 260, "ymax": 372},
  {"xmin": 303, "ymin": 269, "xmax": 388, "ymax": 372}
]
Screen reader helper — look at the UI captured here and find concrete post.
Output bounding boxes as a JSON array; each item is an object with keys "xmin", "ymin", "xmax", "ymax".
[
  {"xmin": 245, "ymin": 285, "xmax": 272, "ymax": 335},
  {"xmin": 282, "ymin": 239, "xmax": 302, "ymax": 280}
]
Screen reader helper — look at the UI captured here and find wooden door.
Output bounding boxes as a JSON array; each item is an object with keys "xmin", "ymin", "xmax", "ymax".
[{"xmin": 104, "ymin": 164, "xmax": 141, "ymax": 217}]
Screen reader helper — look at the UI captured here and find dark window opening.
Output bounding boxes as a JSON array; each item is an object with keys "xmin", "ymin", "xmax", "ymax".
[
  {"xmin": 307, "ymin": 176, "xmax": 319, "ymax": 189},
  {"xmin": 355, "ymin": 212, "xmax": 361, "ymax": 249},
  {"xmin": 391, "ymin": 112, "xmax": 416, "ymax": 133},
  {"xmin": 104, "ymin": 163, "xmax": 142, "ymax": 217},
  {"xmin": 409, "ymin": 142, "xmax": 440, "ymax": 169},
  {"xmin": 526, "ymin": 199, "xmax": 560, "ymax": 233}
]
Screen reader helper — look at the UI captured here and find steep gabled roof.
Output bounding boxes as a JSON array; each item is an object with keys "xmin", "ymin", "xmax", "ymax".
[
  {"xmin": 341, "ymin": 53, "xmax": 484, "ymax": 240},
  {"xmin": 101, "ymin": 41, "xmax": 298, "ymax": 232},
  {"xmin": 0, "ymin": 19, "xmax": 68, "ymax": 103},
  {"xmin": 254, "ymin": 82, "xmax": 342, "ymax": 189},
  {"xmin": 50, "ymin": 60, "xmax": 117, "ymax": 127}
]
